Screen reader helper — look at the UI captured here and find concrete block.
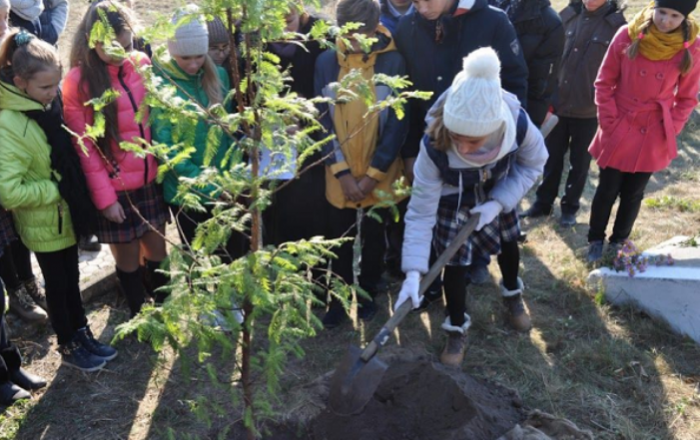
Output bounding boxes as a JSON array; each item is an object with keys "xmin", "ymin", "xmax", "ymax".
[{"xmin": 588, "ymin": 236, "xmax": 700, "ymax": 344}]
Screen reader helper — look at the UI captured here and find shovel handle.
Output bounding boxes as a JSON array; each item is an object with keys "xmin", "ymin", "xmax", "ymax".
[{"xmin": 360, "ymin": 214, "xmax": 481, "ymax": 362}]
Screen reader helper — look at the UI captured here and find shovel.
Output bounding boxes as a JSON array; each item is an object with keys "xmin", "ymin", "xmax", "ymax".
[{"xmin": 328, "ymin": 213, "xmax": 481, "ymax": 415}]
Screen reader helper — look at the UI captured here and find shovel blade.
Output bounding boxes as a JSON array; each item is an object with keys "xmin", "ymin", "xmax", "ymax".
[{"xmin": 328, "ymin": 345, "xmax": 388, "ymax": 416}]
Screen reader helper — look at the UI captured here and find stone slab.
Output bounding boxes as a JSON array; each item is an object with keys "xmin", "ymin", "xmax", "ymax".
[{"xmin": 588, "ymin": 236, "xmax": 700, "ymax": 344}]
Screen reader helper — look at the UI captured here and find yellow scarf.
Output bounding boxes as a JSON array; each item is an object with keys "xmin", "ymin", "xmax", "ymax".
[
  {"xmin": 628, "ymin": 2, "xmax": 699, "ymax": 61},
  {"xmin": 326, "ymin": 25, "xmax": 403, "ymax": 209}
]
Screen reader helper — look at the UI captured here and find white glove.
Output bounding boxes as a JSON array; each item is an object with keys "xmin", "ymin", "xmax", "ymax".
[
  {"xmin": 470, "ymin": 200, "xmax": 503, "ymax": 231},
  {"xmin": 394, "ymin": 271, "xmax": 423, "ymax": 311}
]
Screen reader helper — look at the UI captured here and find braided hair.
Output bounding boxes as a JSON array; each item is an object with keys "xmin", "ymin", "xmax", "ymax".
[{"xmin": 627, "ymin": 15, "xmax": 694, "ymax": 75}]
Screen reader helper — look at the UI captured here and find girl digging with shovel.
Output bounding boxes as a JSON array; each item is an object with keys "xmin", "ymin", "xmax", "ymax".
[{"xmin": 395, "ymin": 48, "xmax": 548, "ymax": 367}]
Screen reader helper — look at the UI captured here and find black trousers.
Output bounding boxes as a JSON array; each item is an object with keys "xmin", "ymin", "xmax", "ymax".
[
  {"xmin": 170, "ymin": 205, "xmax": 249, "ymax": 263},
  {"xmin": 35, "ymin": 245, "xmax": 87, "ymax": 345},
  {"xmin": 535, "ymin": 117, "xmax": 598, "ymax": 215},
  {"xmin": 327, "ymin": 205, "xmax": 388, "ymax": 297},
  {"xmin": 588, "ymin": 167, "xmax": 652, "ymax": 243},
  {"xmin": 0, "ymin": 239, "xmax": 35, "ymax": 290}
]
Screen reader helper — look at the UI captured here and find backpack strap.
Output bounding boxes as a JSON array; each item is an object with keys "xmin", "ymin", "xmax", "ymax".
[{"xmin": 515, "ymin": 108, "xmax": 528, "ymax": 147}]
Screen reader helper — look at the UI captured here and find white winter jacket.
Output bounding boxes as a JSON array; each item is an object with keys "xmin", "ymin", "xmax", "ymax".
[{"xmin": 401, "ymin": 91, "xmax": 548, "ymax": 274}]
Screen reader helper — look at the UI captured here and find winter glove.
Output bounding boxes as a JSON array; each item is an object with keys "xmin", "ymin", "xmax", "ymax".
[
  {"xmin": 394, "ymin": 270, "xmax": 423, "ymax": 311},
  {"xmin": 470, "ymin": 200, "xmax": 503, "ymax": 231}
]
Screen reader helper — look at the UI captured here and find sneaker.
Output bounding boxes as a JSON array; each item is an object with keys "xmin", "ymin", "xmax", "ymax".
[
  {"xmin": 75, "ymin": 328, "xmax": 118, "ymax": 361},
  {"xmin": 357, "ymin": 298, "xmax": 377, "ymax": 322},
  {"xmin": 519, "ymin": 204, "xmax": 551, "ymax": 219},
  {"xmin": 559, "ymin": 212, "xmax": 577, "ymax": 228},
  {"xmin": 60, "ymin": 341, "xmax": 106, "ymax": 372},
  {"xmin": 22, "ymin": 279, "xmax": 47, "ymax": 311},
  {"xmin": 607, "ymin": 241, "xmax": 623, "ymax": 258},
  {"xmin": 587, "ymin": 241, "xmax": 604, "ymax": 264},
  {"xmin": 78, "ymin": 235, "xmax": 102, "ymax": 252},
  {"xmin": 9, "ymin": 368, "xmax": 47, "ymax": 391},
  {"xmin": 468, "ymin": 264, "xmax": 491, "ymax": 285},
  {"xmin": 0, "ymin": 381, "xmax": 30, "ymax": 405},
  {"xmin": 503, "ymin": 294, "xmax": 532, "ymax": 332},
  {"xmin": 8, "ymin": 285, "xmax": 48, "ymax": 324}
]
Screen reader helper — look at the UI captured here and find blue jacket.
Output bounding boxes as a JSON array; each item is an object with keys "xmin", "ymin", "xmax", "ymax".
[{"xmin": 394, "ymin": 0, "xmax": 528, "ymax": 158}]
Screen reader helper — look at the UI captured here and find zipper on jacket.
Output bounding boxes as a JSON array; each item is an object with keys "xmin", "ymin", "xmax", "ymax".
[
  {"xmin": 117, "ymin": 65, "xmax": 149, "ymax": 185},
  {"xmin": 57, "ymin": 204, "xmax": 63, "ymax": 235}
]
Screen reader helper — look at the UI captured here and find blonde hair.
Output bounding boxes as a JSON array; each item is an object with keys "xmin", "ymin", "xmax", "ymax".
[
  {"xmin": 627, "ymin": 16, "xmax": 694, "ymax": 75},
  {"xmin": 201, "ymin": 55, "xmax": 223, "ymax": 105},
  {"xmin": 426, "ymin": 101, "xmax": 452, "ymax": 152}
]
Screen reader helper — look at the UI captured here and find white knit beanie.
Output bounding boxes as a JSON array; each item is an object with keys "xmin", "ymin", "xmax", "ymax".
[
  {"xmin": 10, "ymin": 0, "xmax": 43, "ymax": 21},
  {"xmin": 0, "ymin": 0, "xmax": 11, "ymax": 10},
  {"xmin": 168, "ymin": 4, "xmax": 209, "ymax": 57},
  {"xmin": 444, "ymin": 47, "xmax": 505, "ymax": 137}
]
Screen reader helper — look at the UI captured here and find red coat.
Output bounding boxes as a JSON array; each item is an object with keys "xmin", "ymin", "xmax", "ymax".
[
  {"xmin": 589, "ymin": 26, "xmax": 700, "ymax": 173},
  {"xmin": 63, "ymin": 52, "xmax": 156, "ymax": 210}
]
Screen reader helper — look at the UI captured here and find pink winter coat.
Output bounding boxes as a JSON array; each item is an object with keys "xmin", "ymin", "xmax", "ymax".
[
  {"xmin": 589, "ymin": 26, "xmax": 700, "ymax": 173},
  {"xmin": 63, "ymin": 52, "xmax": 157, "ymax": 211}
]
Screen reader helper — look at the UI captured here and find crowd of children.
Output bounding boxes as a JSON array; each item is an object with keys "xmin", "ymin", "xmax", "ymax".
[{"xmin": 0, "ymin": 0, "xmax": 696, "ymax": 404}]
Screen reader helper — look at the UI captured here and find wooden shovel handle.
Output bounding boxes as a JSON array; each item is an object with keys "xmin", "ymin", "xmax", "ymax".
[{"xmin": 360, "ymin": 213, "xmax": 481, "ymax": 362}]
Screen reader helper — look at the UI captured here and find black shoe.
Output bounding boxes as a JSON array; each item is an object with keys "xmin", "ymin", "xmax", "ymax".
[
  {"xmin": 9, "ymin": 368, "xmax": 46, "ymax": 391},
  {"xmin": 468, "ymin": 264, "xmax": 491, "ymax": 285},
  {"xmin": 587, "ymin": 241, "xmax": 604, "ymax": 264},
  {"xmin": 322, "ymin": 302, "xmax": 349, "ymax": 329},
  {"xmin": 75, "ymin": 328, "xmax": 118, "ymax": 361},
  {"xmin": 60, "ymin": 341, "xmax": 106, "ymax": 372},
  {"xmin": 559, "ymin": 212, "xmax": 577, "ymax": 228},
  {"xmin": 357, "ymin": 298, "xmax": 377, "ymax": 322},
  {"xmin": 607, "ymin": 241, "xmax": 623, "ymax": 258},
  {"xmin": 78, "ymin": 235, "xmax": 102, "ymax": 252},
  {"xmin": 519, "ymin": 204, "xmax": 551, "ymax": 219},
  {"xmin": 0, "ymin": 381, "xmax": 30, "ymax": 405},
  {"xmin": 413, "ymin": 289, "xmax": 442, "ymax": 312}
]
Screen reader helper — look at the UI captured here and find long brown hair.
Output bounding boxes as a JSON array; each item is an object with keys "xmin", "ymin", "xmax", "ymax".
[
  {"xmin": 426, "ymin": 101, "xmax": 452, "ymax": 152},
  {"xmin": 69, "ymin": 0, "xmax": 137, "ymax": 158},
  {"xmin": 627, "ymin": 15, "xmax": 694, "ymax": 75}
]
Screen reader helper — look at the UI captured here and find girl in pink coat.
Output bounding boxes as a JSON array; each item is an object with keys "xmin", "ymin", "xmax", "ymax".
[
  {"xmin": 586, "ymin": 0, "xmax": 700, "ymax": 263},
  {"xmin": 63, "ymin": 1, "xmax": 169, "ymax": 316}
]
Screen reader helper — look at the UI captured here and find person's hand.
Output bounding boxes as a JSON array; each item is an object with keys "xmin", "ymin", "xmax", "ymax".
[
  {"xmin": 357, "ymin": 175, "xmax": 378, "ymax": 197},
  {"xmin": 101, "ymin": 201, "xmax": 126, "ymax": 224},
  {"xmin": 338, "ymin": 174, "xmax": 365, "ymax": 203},
  {"xmin": 469, "ymin": 200, "xmax": 503, "ymax": 231},
  {"xmin": 403, "ymin": 157, "xmax": 416, "ymax": 184},
  {"xmin": 394, "ymin": 271, "xmax": 423, "ymax": 311}
]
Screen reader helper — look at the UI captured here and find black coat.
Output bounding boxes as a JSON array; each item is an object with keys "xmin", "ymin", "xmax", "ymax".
[
  {"xmin": 394, "ymin": 0, "xmax": 528, "ymax": 158},
  {"xmin": 492, "ymin": 0, "xmax": 564, "ymax": 126}
]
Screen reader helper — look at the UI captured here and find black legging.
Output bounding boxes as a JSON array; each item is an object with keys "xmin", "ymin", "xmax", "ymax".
[{"xmin": 0, "ymin": 240, "xmax": 35, "ymax": 290}]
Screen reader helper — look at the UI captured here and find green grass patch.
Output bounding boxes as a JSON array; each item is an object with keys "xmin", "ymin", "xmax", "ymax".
[{"xmin": 644, "ymin": 195, "xmax": 700, "ymax": 213}]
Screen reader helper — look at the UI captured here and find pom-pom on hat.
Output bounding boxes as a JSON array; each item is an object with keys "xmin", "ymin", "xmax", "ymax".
[
  {"xmin": 168, "ymin": 4, "xmax": 209, "ymax": 57},
  {"xmin": 444, "ymin": 47, "xmax": 506, "ymax": 137},
  {"xmin": 655, "ymin": 0, "xmax": 697, "ymax": 17}
]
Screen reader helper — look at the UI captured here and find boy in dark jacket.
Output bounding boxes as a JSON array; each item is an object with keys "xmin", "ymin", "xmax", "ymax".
[
  {"xmin": 521, "ymin": 0, "xmax": 625, "ymax": 227},
  {"xmin": 315, "ymin": 0, "xmax": 408, "ymax": 329},
  {"xmin": 491, "ymin": 0, "xmax": 564, "ymax": 127}
]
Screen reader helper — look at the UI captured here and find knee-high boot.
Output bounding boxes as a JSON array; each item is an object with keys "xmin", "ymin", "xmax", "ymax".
[
  {"xmin": 145, "ymin": 259, "xmax": 169, "ymax": 304},
  {"xmin": 116, "ymin": 268, "xmax": 146, "ymax": 317}
]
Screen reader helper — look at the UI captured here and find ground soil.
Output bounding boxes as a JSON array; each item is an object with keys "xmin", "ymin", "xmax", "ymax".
[{"xmin": 310, "ymin": 360, "xmax": 525, "ymax": 440}]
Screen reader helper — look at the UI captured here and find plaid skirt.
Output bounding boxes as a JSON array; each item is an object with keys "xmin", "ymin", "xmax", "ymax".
[
  {"xmin": 0, "ymin": 208, "xmax": 16, "ymax": 257},
  {"xmin": 433, "ymin": 203, "xmax": 521, "ymax": 267},
  {"xmin": 95, "ymin": 182, "xmax": 170, "ymax": 244}
]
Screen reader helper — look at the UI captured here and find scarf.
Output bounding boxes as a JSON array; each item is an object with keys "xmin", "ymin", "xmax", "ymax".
[
  {"xmin": 628, "ymin": 2, "xmax": 699, "ymax": 61},
  {"xmin": 24, "ymin": 93, "xmax": 99, "ymax": 239}
]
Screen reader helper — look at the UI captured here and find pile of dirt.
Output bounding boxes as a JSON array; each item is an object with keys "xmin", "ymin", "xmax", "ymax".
[{"xmin": 309, "ymin": 360, "xmax": 525, "ymax": 440}]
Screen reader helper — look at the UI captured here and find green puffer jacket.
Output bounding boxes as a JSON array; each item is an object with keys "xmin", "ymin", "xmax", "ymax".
[
  {"xmin": 0, "ymin": 82, "xmax": 76, "ymax": 252},
  {"xmin": 151, "ymin": 57, "xmax": 233, "ymax": 205}
]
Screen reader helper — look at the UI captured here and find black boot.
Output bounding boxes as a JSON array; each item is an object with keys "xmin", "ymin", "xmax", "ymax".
[
  {"xmin": 116, "ymin": 268, "xmax": 146, "ymax": 317},
  {"xmin": 0, "ymin": 353, "xmax": 29, "ymax": 405},
  {"xmin": 1, "ymin": 347, "xmax": 46, "ymax": 391},
  {"xmin": 145, "ymin": 259, "xmax": 170, "ymax": 304}
]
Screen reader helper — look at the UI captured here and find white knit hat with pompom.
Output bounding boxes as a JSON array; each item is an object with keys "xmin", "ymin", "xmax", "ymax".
[{"xmin": 444, "ymin": 47, "xmax": 505, "ymax": 137}]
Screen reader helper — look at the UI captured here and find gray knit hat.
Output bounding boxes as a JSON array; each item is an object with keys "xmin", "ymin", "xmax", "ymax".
[
  {"xmin": 10, "ymin": 0, "xmax": 43, "ymax": 21},
  {"xmin": 168, "ymin": 4, "xmax": 209, "ymax": 57},
  {"xmin": 207, "ymin": 16, "xmax": 229, "ymax": 46},
  {"xmin": 0, "ymin": 0, "xmax": 11, "ymax": 10}
]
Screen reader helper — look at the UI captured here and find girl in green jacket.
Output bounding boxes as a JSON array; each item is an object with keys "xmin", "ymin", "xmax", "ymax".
[{"xmin": 0, "ymin": 31, "xmax": 116, "ymax": 372}]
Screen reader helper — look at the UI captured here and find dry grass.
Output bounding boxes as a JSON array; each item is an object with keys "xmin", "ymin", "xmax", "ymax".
[{"xmin": 1, "ymin": 0, "xmax": 700, "ymax": 439}]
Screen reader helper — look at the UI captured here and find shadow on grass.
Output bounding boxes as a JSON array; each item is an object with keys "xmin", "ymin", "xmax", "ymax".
[{"xmin": 12, "ymin": 295, "xmax": 159, "ymax": 440}]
